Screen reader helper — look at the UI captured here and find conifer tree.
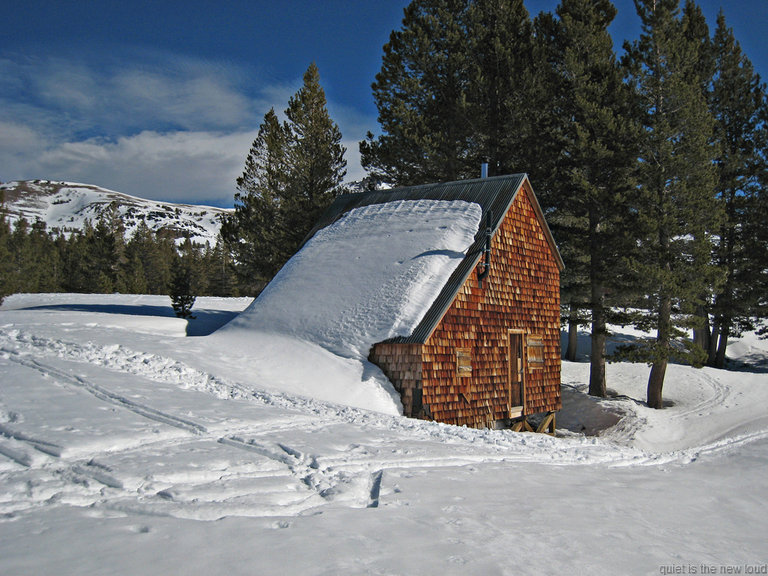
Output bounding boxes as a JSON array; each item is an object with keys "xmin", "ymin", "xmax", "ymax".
[
  {"xmin": 466, "ymin": 0, "xmax": 534, "ymax": 176},
  {"xmin": 60, "ymin": 225, "xmax": 90, "ymax": 293},
  {"xmin": 533, "ymin": 0, "xmax": 639, "ymax": 396},
  {"xmin": 204, "ymin": 238, "xmax": 238, "ymax": 297},
  {"xmin": 8, "ymin": 218, "xmax": 31, "ymax": 292},
  {"xmin": 622, "ymin": 0, "xmax": 723, "ymax": 408},
  {"xmin": 222, "ymin": 63, "xmax": 346, "ymax": 294},
  {"xmin": 0, "ymin": 192, "xmax": 12, "ymax": 305},
  {"xmin": 91, "ymin": 216, "xmax": 119, "ymax": 293},
  {"xmin": 360, "ymin": 0, "xmax": 535, "ymax": 186},
  {"xmin": 360, "ymin": 0, "xmax": 474, "ymax": 186},
  {"xmin": 220, "ymin": 108, "xmax": 287, "ymax": 293},
  {"xmin": 706, "ymin": 11, "xmax": 768, "ymax": 366},
  {"xmin": 281, "ymin": 62, "xmax": 347, "ymax": 255},
  {"xmin": 169, "ymin": 238, "xmax": 201, "ymax": 319},
  {"xmin": 27, "ymin": 219, "xmax": 60, "ymax": 292}
]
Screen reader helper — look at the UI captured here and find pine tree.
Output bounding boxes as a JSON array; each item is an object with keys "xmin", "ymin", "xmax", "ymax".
[
  {"xmin": 8, "ymin": 218, "xmax": 31, "ymax": 292},
  {"xmin": 282, "ymin": 63, "xmax": 347, "ymax": 250},
  {"xmin": 466, "ymin": 0, "xmax": 534, "ymax": 176},
  {"xmin": 532, "ymin": 0, "xmax": 639, "ymax": 396},
  {"xmin": 360, "ymin": 0, "xmax": 536, "ymax": 186},
  {"xmin": 203, "ymin": 238, "xmax": 238, "ymax": 297},
  {"xmin": 169, "ymin": 262, "xmax": 196, "ymax": 320},
  {"xmin": 0, "ymin": 191, "xmax": 12, "ymax": 305},
  {"xmin": 169, "ymin": 238, "xmax": 201, "ymax": 319},
  {"xmin": 707, "ymin": 10, "xmax": 768, "ymax": 366},
  {"xmin": 360, "ymin": 0, "xmax": 474, "ymax": 186},
  {"xmin": 60, "ymin": 225, "xmax": 90, "ymax": 293},
  {"xmin": 27, "ymin": 219, "xmax": 60, "ymax": 292},
  {"xmin": 124, "ymin": 221, "xmax": 175, "ymax": 294},
  {"xmin": 623, "ymin": 0, "xmax": 723, "ymax": 408},
  {"xmin": 222, "ymin": 63, "xmax": 346, "ymax": 294},
  {"xmin": 91, "ymin": 216, "xmax": 118, "ymax": 293},
  {"xmin": 220, "ymin": 109, "xmax": 287, "ymax": 293}
]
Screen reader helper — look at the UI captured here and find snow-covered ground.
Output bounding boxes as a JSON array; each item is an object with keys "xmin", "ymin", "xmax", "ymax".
[{"xmin": 1, "ymin": 293, "xmax": 767, "ymax": 575}]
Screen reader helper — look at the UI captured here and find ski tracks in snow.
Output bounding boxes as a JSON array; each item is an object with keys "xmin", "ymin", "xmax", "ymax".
[
  {"xmin": 0, "ymin": 329, "xmax": 455, "ymax": 519},
  {"xmin": 2, "ymin": 326, "xmax": 766, "ymax": 522}
]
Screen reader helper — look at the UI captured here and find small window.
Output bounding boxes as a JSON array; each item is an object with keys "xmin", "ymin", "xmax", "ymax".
[
  {"xmin": 456, "ymin": 348, "xmax": 472, "ymax": 377},
  {"xmin": 527, "ymin": 335, "xmax": 544, "ymax": 366}
]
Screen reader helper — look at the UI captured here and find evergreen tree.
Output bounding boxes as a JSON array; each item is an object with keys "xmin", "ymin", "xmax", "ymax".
[
  {"xmin": 122, "ymin": 251, "xmax": 149, "ymax": 294},
  {"xmin": 90, "ymin": 216, "xmax": 119, "ymax": 293},
  {"xmin": 103, "ymin": 201, "xmax": 128, "ymax": 292},
  {"xmin": 27, "ymin": 219, "xmax": 60, "ymax": 292},
  {"xmin": 203, "ymin": 238, "xmax": 238, "ymax": 297},
  {"xmin": 360, "ymin": 0, "xmax": 535, "ymax": 186},
  {"xmin": 281, "ymin": 63, "xmax": 347, "ymax": 251},
  {"xmin": 222, "ymin": 63, "xmax": 346, "ymax": 294},
  {"xmin": 361, "ymin": 0, "xmax": 474, "ymax": 186},
  {"xmin": 220, "ymin": 108, "xmax": 286, "ymax": 293},
  {"xmin": 8, "ymin": 218, "xmax": 31, "ymax": 292},
  {"xmin": 0, "ymin": 192, "xmax": 12, "ymax": 305},
  {"xmin": 124, "ymin": 221, "xmax": 175, "ymax": 294},
  {"xmin": 706, "ymin": 11, "xmax": 768, "ymax": 366},
  {"xmin": 60, "ymin": 225, "xmax": 91, "ymax": 293},
  {"xmin": 533, "ymin": 0, "xmax": 640, "ymax": 396},
  {"xmin": 169, "ymin": 238, "xmax": 201, "ymax": 319},
  {"xmin": 466, "ymin": 0, "xmax": 534, "ymax": 176},
  {"xmin": 622, "ymin": 0, "xmax": 723, "ymax": 408}
]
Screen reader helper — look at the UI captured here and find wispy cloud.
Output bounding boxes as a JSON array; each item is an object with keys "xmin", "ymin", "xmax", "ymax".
[{"xmin": 0, "ymin": 53, "xmax": 371, "ymax": 205}]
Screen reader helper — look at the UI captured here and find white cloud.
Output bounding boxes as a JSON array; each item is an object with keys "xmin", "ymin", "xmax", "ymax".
[
  {"xmin": 35, "ymin": 130, "xmax": 256, "ymax": 206},
  {"xmin": 0, "ymin": 54, "xmax": 375, "ymax": 204}
]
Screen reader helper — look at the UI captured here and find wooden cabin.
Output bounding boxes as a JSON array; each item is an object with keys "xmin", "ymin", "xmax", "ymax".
[{"xmin": 308, "ymin": 174, "xmax": 564, "ymax": 431}]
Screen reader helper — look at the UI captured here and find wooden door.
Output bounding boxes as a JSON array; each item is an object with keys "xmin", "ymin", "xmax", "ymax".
[{"xmin": 508, "ymin": 330, "xmax": 526, "ymax": 418}]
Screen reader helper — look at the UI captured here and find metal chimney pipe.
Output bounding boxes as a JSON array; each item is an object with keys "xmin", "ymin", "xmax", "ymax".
[{"xmin": 481, "ymin": 162, "xmax": 489, "ymax": 179}]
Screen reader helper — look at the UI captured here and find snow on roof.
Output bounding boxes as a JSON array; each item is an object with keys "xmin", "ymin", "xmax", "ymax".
[{"xmin": 214, "ymin": 198, "xmax": 482, "ymax": 414}]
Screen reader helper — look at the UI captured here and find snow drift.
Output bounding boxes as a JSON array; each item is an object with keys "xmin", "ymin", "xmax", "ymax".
[{"xmin": 214, "ymin": 199, "xmax": 482, "ymax": 414}]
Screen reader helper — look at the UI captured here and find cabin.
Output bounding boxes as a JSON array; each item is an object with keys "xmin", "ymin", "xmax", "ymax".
[{"xmin": 307, "ymin": 174, "xmax": 564, "ymax": 432}]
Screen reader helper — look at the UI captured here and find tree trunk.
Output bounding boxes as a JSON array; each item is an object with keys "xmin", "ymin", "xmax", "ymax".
[
  {"xmin": 707, "ymin": 320, "xmax": 720, "ymax": 366},
  {"xmin": 566, "ymin": 303, "xmax": 579, "ymax": 362},
  {"xmin": 714, "ymin": 322, "xmax": 730, "ymax": 369},
  {"xmin": 647, "ymin": 357, "xmax": 668, "ymax": 409},
  {"xmin": 589, "ymin": 283, "xmax": 607, "ymax": 397},
  {"xmin": 692, "ymin": 304, "xmax": 710, "ymax": 354},
  {"xmin": 648, "ymin": 293, "xmax": 672, "ymax": 409}
]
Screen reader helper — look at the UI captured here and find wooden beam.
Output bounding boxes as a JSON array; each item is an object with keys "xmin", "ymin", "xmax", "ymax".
[{"xmin": 536, "ymin": 412, "xmax": 556, "ymax": 435}]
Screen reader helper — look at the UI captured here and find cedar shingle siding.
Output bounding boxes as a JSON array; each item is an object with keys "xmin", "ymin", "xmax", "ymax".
[{"xmin": 367, "ymin": 176, "xmax": 562, "ymax": 429}]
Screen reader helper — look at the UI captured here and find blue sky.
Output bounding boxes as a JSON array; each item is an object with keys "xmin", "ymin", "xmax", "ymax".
[{"xmin": 1, "ymin": 0, "xmax": 765, "ymax": 207}]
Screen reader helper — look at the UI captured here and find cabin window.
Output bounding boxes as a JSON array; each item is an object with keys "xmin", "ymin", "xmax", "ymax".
[
  {"xmin": 527, "ymin": 335, "xmax": 544, "ymax": 367},
  {"xmin": 456, "ymin": 348, "xmax": 472, "ymax": 377}
]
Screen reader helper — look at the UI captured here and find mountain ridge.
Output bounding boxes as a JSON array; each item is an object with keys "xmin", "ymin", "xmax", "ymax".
[{"xmin": 1, "ymin": 180, "xmax": 230, "ymax": 245}]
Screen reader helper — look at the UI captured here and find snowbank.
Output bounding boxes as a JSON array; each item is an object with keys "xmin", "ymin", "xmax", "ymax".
[{"xmin": 214, "ymin": 199, "xmax": 482, "ymax": 414}]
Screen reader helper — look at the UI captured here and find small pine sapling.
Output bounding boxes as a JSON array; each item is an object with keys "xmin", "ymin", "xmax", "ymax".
[{"xmin": 169, "ymin": 261, "xmax": 197, "ymax": 320}]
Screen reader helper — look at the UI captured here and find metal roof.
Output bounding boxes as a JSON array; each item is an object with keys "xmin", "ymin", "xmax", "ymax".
[{"xmin": 302, "ymin": 173, "xmax": 563, "ymax": 344}]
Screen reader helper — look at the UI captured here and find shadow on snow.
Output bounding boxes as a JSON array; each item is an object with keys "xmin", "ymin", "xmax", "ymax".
[{"xmin": 18, "ymin": 303, "xmax": 238, "ymax": 337}]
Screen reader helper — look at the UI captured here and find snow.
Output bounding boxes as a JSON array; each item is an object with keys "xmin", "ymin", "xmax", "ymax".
[
  {"xmin": 214, "ymin": 199, "xmax": 483, "ymax": 415},
  {"xmin": 1, "ymin": 292, "xmax": 767, "ymax": 575}
]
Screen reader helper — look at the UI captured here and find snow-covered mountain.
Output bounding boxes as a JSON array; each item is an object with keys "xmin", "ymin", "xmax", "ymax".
[{"xmin": 0, "ymin": 180, "xmax": 231, "ymax": 245}]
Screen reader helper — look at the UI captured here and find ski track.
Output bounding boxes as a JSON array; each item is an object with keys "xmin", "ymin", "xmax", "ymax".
[{"xmin": 1, "ymin": 326, "xmax": 767, "ymax": 522}]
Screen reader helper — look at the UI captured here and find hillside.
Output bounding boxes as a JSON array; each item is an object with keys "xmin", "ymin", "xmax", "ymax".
[{"xmin": 0, "ymin": 180, "xmax": 230, "ymax": 245}]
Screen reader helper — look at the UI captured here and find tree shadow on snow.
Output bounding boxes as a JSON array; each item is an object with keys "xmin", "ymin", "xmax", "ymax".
[
  {"xmin": 22, "ymin": 303, "xmax": 177, "ymax": 318},
  {"xmin": 185, "ymin": 310, "xmax": 239, "ymax": 336},
  {"xmin": 19, "ymin": 303, "xmax": 238, "ymax": 337}
]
